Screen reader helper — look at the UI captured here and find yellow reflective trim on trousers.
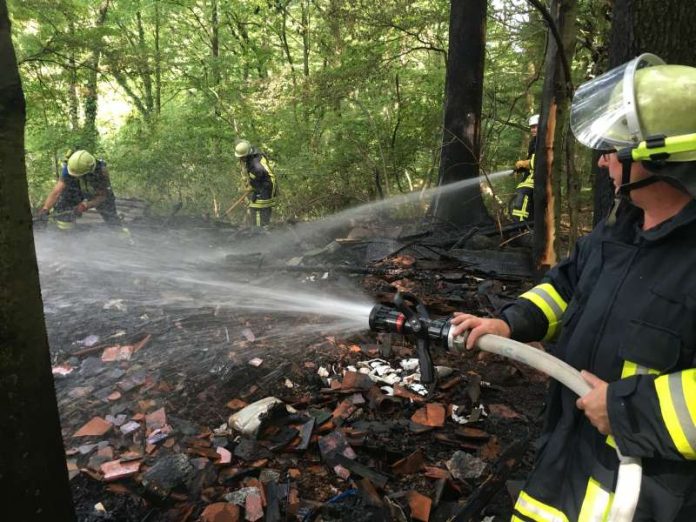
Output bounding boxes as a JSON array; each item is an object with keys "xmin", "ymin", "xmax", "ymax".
[
  {"xmin": 519, "ymin": 283, "xmax": 568, "ymax": 341},
  {"xmin": 578, "ymin": 477, "xmax": 613, "ymax": 522},
  {"xmin": 514, "ymin": 491, "xmax": 569, "ymax": 522},
  {"xmin": 55, "ymin": 220, "xmax": 75, "ymax": 230},
  {"xmin": 249, "ymin": 199, "xmax": 275, "ymax": 209},
  {"xmin": 655, "ymin": 371, "xmax": 696, "ymax": 459},
  {"xmin": 512, "ymin": 195, "xmax": 530, "ymax": 219},
  {"xmin": 511, "ymin": 516, "xmax": 526, "ymax": 522}
]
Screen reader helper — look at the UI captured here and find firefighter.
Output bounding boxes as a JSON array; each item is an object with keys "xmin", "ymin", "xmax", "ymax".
[
  {"xmin": 510, "ymin": 114, "xmax": 539, "ymax": 223},
  {"xmin": 235, "ymin": 139, "xmax": 278, "ymax": 227},
  {"xmin": 451, "ymin": 54, "xmax": 696, "ymax": 520},
  {"xmin": 36, "ymin": 150, "xmax": 127, "ymax": 233}
]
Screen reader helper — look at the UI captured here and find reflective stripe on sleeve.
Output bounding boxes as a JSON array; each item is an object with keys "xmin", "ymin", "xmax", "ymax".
[
  {"xmin": 578, "ymin": 477, "xmax": 613, "ymax": 522},
  {"xmin": 620, "ymin": 360, "xmax": 660, "ymax": 379},
  {"xmin": 514, "ymin": 491, "xmax": 569, "ymax": 522},
  {"xmin": 519, "ymin": 283, "xmax": 568, "ymax": 341},
  {"xmin": 655, "ymin": 370, "xmax": 696, "ymax": 459}
]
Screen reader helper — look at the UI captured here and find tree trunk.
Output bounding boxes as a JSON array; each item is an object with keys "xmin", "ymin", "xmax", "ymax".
[
  {"xmin": 0, "ymin": 2, "xmax": 76, "ymax": 519},
  {"xmin": 154, "ymin": 0, "xmax": 161, "ymax": 115},
  {"xmin": 609, "ymin": 0, "xmax": 696, "ymax": 67},
  {"xmin": 82, "ymin": 0, "xmax": 110, "ymax": 151},
  {"xmin": 532, "ymin": 0, "xmax": 576, "ymax": 273},
  {"xmin": 431, "ymin": 0, "xmax": 491, "ymax": 229},
  {"xmin": 67, "ymin": 20, "xmax": 80, "ymax": 133}
]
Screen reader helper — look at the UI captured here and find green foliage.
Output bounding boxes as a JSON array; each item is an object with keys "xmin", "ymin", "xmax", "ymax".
[{"xmin": 9, "ymin": 0, "xmax": 603, "ymax": 223}]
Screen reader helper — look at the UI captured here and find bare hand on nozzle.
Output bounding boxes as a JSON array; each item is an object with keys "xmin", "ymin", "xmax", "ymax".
[{"xmin": 449, "ymin": 313, "xmax": 511, "ymax": 350}]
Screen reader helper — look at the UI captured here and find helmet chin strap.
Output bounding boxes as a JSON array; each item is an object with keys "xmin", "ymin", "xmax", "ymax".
[
  {"xmin": 617, "ymin": 156, "xmax": 660, "ymax": 197},
  {"xmin": 606, "ymin": 156, "xmax": 659, "ymax": 226}
]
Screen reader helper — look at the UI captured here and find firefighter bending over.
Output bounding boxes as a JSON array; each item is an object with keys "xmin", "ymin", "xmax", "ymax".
[
  {"xmin": 452, "ymin": 55, "xmax": 696, "ymax": 520},
  {"xmin": 235, "ymin": 139, "xmax": 278, "ymax": 227},
  {"xmin": 36, "ymin": 150, "xmax": 127, "ymax": 235}
]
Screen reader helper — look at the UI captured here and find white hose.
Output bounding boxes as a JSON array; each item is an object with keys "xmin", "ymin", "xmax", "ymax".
[{"xmin": 455, "ymin": 333, "xmax": 642, "ymax": 522}]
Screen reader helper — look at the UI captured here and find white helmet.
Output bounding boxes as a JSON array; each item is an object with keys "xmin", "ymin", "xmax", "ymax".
[{"xmin": 528, "ymin": 114, "xmax": 540, "ymax": 127}]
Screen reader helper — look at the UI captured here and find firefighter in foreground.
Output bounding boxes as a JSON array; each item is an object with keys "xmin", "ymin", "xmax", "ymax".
[
  {"xmin": 451, "ymin": 54, "xmax": 696, "ymax": 520},
  {"xmin": 234, "ymin": 139, "xmax": 277, "ymax": 227},
  {"xmin": 36, "ymin": 149, "xmax": 126, "ymax": 232},
  {"xmin": 510, "ymin": 114, "xmax": 539, "ymax": 223}
]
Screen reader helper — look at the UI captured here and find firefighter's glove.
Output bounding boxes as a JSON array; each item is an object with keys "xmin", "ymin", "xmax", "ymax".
[
  {"xmin": 515, "ymin": 160, "xmax": 530, "ymax": 171},
  {"xmin": 73, "ymin": 202, "xmax": 88, "ymax": 217}
]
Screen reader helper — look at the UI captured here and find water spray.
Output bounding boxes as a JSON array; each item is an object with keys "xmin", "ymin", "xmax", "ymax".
[{"xmin": 368, "ymin": 292, "xmax": 642, "ymax": 522}]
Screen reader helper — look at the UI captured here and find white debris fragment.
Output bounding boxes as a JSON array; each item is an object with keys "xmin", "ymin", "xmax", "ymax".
[
  {"xmin": 452, "ymin": 404, "xmax": 488, "ymax": 424},
  {"xmin": 380, "ymin": 386, "xmax": 395, "ymax": 396},
  {"xmin": 408, "ymin": 383, "xmax": 429, "ymax": 396},
  {"xmin": 317, "ymin": 366, "xmax": 330, "ymax": 378},
  {"xmin": 400, "ymin": 358, "xmax": 420, "ymax": 371},
  {"xmin": 248, "ymin": 357, "xmax": 263, "ymax": 367},
  {"xmin": 103, "ymin": 299, "xmax": 127, "ymax": 312},
  {"xmin": 284, "ymin": 378, "xmax": 295, "ymax": 388},
  {"xmin": 79, "ymin": 335, "xmax": 100, "ymax": 347},
  {"xmin": 228, "ymin": 397, "xmax": 297, "ymax": 436}
]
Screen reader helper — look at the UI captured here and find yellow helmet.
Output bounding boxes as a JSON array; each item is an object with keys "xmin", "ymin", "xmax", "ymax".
[
  {"xmin": 235, "ymin": 140, "xmax": 252, "ymax": 158},
  {"xmin": 571, "ymin": 54, "xmax": 696, "ymax": 195},
  {"xmin": 67, "ymin": 150, "xmax": 96, "ymax": 177}
]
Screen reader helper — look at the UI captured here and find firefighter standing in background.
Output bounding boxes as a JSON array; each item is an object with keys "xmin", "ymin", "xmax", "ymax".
[
  {"xmin": 36, "ymin": 149, "xmax": 126, "ymax": 232},
  {"xmin": 451, "ymin": 54, "xmax": 696, "ymax": 520},
  {"xmin": 234, "ymin": 139, "xmax": 277, "ymax": 227},
  {"xmin": 510, "ymin": 114, "xmax": 539, "ymax": 223}
]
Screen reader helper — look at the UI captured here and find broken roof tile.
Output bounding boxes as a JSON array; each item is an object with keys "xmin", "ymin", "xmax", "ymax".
[
  {"xmin": 407, "ymin": 491, "xmax": 432, "ymax": 522},
  {"xmin": 410, "ymin": 403, "xmax": 446, "ymax": 428},
  {"xmin": 100, "ymin": 459, "xmax": 141, "ymax": 482},
  {"xmin": 73, "ymin": 417, "xmax": 112, "ymax": 437},
  {"xmin": 146, "ymin": 407, "xmax": 167, "ymax": 431},
  {"xmin": 200, "ymin": 502, "xmax": 240, "ymax": 522}
]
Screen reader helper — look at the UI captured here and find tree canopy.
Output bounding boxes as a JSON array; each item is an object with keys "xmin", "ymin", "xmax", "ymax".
[{"xmin": 10, "ymin": 0, "xmax": 611, "ymax": 227}]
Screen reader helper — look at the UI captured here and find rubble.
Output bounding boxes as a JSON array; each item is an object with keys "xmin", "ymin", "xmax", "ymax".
[{"xmin": 41, "ymin": 221, "xmax": 546, "ymax": 521}]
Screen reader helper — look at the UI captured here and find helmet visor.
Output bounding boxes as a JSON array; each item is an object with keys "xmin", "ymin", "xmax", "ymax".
[{"xmin": 571, "ymin": 54, "xmax": 665, "ymax": 150}]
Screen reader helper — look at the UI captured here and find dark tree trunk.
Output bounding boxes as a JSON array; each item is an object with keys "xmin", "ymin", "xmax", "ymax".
[
  {"xmin": 82, "ymin": 0, "xmax": 110, "ymax": 151},
  {"xmin": 594, "ymin": 0, "xmax": 696, "ymax": 221},
  {"xmin": 609, "ymin": 0, "xmax": 696, "ymax": 67},
  {"xmin": 532, "ymin": 0, "xmax": 576, "ymax": 273},
  {"xmin": 431, "ymin": 0, "xmax": 491, "ymax": 229},
  {"xmin": 0, "ymin": 2, "xmax": 76, "ymax": 520}
]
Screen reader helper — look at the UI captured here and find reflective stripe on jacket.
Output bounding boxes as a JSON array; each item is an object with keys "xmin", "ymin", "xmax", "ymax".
[{"xmin": 501, "ymin": 200, "xmax": 696, "ymax": 521}]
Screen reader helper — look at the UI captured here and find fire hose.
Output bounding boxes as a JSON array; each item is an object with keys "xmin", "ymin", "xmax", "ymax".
[{"xmin": 368, "ymin": 292, "xmax": 642, "ymax": 521}]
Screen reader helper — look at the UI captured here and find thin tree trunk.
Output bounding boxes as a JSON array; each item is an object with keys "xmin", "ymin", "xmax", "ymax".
[
  {"xmin": 82, "ymin": 0, "xmax": 110, "ymax": 151},
  {"xmin": 211, "ymin": 0, "xmax": 220, "ymax": 118},
  {"xmin": 532, "ymin": 0, "xmax": 576, "ymax": 273},
  {"xmin": 431, "ymin": 0, "xmax": 491, "ymax": 229},
  {"xmin": 154, "ymin": 0, "xmax": 161, "ymax": 115},
  {"xmin": 136, "ymin": 9, "xmax": 153, "ymax": 115},
  {"xmin": 0, "ymin": 2, "xmax": 76, "ymax": 519},
  {"xmin": 67, "ymin": 20, "xmax": 80, "ymax": 132}
]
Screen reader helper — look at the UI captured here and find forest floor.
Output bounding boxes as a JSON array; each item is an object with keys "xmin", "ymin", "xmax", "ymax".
[{"xmin": 37, "ymin": 215, "xmax": 548, "ymax": 522}]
